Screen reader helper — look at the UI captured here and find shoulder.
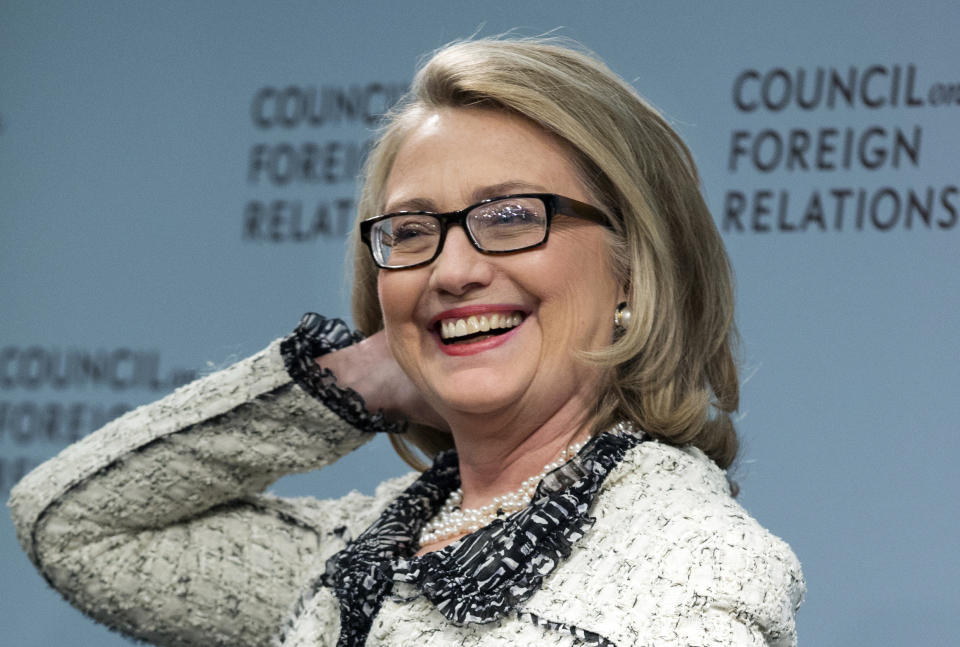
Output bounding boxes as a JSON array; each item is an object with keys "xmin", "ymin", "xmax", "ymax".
[
  {"xmin": 591, "ymin": 439, "xmax": 753, "ymax": 555},
  {"xmin": 614, "ymin": 441, "xmax": 804, "ymax": 632},
  {"xmin": 536, "ymin": 440, "xmax": 805, "ymax": 646}
]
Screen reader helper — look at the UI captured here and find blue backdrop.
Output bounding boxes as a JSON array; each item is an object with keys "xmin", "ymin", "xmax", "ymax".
[{"xmin": 2, "ymin": 2, "xmax": 958, "ymax": 645}]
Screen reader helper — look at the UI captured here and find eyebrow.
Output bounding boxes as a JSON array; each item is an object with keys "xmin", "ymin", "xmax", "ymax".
[{"xmin": 383, "ymin": 180, "xmax": 551, "ymax": 214}]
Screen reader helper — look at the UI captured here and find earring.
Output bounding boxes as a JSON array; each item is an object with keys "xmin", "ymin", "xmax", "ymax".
[{"xmin": 614, "ymin": 302, "xmax": 632, "ymax": 331}]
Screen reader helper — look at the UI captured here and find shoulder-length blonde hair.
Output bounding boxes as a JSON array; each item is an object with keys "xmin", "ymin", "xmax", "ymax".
[{"xmin": 350, "ymin": 37, "xmax": 740, "ymax": 472}]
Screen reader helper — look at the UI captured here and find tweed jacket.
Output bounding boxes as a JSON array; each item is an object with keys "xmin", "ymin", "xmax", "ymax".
[{"xmin": 9, "ymin": 338, "xmax": 804, "ymax": 647}]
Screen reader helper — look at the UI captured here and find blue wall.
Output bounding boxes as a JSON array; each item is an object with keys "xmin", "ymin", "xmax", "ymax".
[{"xmin": 2, "ymin": 2, "xmax": 958, "ymax": 644}]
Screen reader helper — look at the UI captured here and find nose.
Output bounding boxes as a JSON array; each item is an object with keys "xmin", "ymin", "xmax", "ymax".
[{"xmin": 428, "ymin": 225, "xmax": 494, "ymax": 296}]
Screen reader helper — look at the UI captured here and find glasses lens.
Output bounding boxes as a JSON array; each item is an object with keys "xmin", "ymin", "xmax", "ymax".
[
  {"xmin": 468, "ymin": 197, "xmax": 548, "ymax": 251},
  {"xmin": 371, "ymin": 214, "xmax": 441, "ymax": 267}
]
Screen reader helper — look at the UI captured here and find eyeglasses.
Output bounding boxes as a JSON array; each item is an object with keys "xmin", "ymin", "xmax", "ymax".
[{"xmin": 360, "ymin": 193, "xmax": 611, "ymax": 270}]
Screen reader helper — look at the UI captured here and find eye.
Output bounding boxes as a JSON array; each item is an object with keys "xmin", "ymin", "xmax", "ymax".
[
  {"xmin": 394, "ymin": 222, "xmax": 429, "ymax": 240},
  {"xmin": 383, "ymin": 216, "xmax": 439, "ymax": 248},
  {"xmin": 494, "ymin": 204, "xmax": 538, "ymax": 223},
  {"xmin": 474, "ymin": 199, "xmax": 547, "ymax": 227}
]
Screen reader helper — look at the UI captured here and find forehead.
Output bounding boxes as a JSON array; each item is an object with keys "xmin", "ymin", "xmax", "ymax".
[{"xmin": 383, "ymin": 107, "xmax": 590, "ymax": 213}]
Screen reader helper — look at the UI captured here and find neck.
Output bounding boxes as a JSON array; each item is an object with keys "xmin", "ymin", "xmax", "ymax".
[{"xmin": 446, "ymin": 394, "xmax": 594, "ymax": 510}]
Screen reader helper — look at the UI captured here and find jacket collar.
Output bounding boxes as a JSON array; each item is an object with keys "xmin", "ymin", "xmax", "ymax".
[{"xmin": 319, "ymin": 423, "xmax": 644, "ymax": 646}]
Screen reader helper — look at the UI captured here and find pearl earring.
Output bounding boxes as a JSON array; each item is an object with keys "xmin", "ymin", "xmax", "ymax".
[{"xmin": 614, "ymin": 302, "xmax": 632, "ymax": 331}]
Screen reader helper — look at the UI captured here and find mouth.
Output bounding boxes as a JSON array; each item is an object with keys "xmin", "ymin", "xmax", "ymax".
[{"xmin": 435, "ymin": 311, "xmax": 526, "ymax": 345}]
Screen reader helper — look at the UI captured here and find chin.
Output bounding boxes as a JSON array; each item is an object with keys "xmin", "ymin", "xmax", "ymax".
[{"xmin": 429, "ymin": 377, "xmax": 524, "ymax": 418}]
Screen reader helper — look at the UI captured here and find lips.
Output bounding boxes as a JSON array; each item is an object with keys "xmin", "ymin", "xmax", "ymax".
[
  {"xmin": 438, "ymin": 311, "xmax": 525, "ymax": 342},
  {"xmin": 429, "ymin": 306, "xmax": 528, "ymax": 354}
]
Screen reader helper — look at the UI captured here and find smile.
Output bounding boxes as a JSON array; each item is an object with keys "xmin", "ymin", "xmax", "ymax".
[{"xmin": 437, "ymin": 311, "xmax": 525, "ymax": 345}]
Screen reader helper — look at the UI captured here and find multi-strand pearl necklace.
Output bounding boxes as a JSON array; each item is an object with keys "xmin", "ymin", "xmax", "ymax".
[{"xmin": 418, "ymin": 440, "xmax": 586, "ymax": 547}]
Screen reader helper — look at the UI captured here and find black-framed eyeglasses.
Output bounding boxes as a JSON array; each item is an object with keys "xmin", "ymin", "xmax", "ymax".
[{"xmin": 359, "ymin": 193, "xmax": 611, "ymax": 270}]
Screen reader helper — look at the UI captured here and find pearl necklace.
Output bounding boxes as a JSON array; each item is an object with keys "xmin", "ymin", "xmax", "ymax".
[{"xmin": 418, "ymin": 440, "xmax": 586, "ymax": 547}]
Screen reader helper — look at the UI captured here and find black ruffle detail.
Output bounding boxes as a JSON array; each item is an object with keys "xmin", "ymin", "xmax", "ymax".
[
  {"xmin": 320, "ymin": 450, "xmax": 460, "ymax": 647},
  {"xmin": 391, "ymin": 426, "xmax": 643, "ymax": 625},
  {"xmin": 319, "ymin": 423, "xmax": 644, "ymax": 646},
  {"xmin": 280, "ymin": 313, "xmax": 405, "ymax": 435}
]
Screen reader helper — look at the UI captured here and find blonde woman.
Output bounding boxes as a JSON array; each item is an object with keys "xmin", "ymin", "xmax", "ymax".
[{"xmin": 10, "ymin": 38, "xmax": 804, "ymax": 646}]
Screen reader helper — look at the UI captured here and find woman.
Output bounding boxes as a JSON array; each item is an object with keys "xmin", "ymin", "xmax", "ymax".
[{"xmin": 9, "ymin": 38, "xmax": 803, "ymax": 646}]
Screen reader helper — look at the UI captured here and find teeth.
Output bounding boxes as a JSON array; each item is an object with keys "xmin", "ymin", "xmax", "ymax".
[{"xmin": 438, "ymin": 311, "xmax": 525, "ymax": 340}]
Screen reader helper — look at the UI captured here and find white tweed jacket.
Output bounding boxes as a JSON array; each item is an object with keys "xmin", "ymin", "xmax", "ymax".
[{"xmin": 8, "ymin": 339, "xmax": 804, "ymax": 647}]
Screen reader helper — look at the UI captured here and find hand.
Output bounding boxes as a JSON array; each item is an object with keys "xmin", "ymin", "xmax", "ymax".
[{"xmin": 315, "ymin": 330, "xmax": 448, "ymax": 431}]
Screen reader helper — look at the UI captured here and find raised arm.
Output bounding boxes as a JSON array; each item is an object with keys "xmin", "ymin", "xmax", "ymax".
[{"xmin": 8, "ymin": 318, "xmax": 417, "ymax": 647}]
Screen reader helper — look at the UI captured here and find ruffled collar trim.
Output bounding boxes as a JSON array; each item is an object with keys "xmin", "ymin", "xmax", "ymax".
[{"xmin": 319, "ymin": 423, "xmax": 644, "ymax": 647}]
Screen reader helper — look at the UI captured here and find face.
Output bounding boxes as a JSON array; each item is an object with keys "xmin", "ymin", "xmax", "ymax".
[{"xmin": 378, "ymin": 107, "xmax": 622, "ymax": 429}]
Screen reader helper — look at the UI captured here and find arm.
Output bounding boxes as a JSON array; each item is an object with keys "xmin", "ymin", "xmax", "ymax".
[
  {"xmin": 8, "ymin": 322, "xmax": 408, "ymax": 647},
  {"xmin": 649, "ymin": 464, "xmax": 805, "ymax": 646},
  {"xmin": 580, "ymin": 442, "xmax": 805, "ymax": 647},
  {"xmin": 665, "ymin": 534, "xmax": 805, "ymax": 646},
  {"xmin": 648, "ymin": 487, "xmax": 805, "ymax": 647}
]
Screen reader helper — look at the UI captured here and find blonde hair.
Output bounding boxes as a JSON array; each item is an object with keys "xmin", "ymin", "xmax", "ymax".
[{"xmin": 350, "ymin": 37, "xmax": 740, "ymax": 472}]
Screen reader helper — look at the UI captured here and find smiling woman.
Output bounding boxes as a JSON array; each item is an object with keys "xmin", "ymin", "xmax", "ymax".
[
  {"xmin": 10, "ymin": 37, "xmax": 804, "ymax": 647},
  {"xmin": 374, "ymin": 108, "xmax": 623, "ymax": 474}
]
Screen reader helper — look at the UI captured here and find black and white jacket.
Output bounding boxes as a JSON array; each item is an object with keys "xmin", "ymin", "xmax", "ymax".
[{"xmin": 9, "ymin": 322, "xmax": 804, "ymax": 647}]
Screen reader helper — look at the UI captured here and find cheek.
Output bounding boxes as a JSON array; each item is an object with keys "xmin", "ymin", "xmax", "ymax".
[
  {"xmin": 376, "ymin": 272, "xmax": 424, "ymax": 364},
  {"xmin": 534, "ymin": 235, "xmax": 620, "ymax": 337},
  {"xmin": 376, "ymin": 272, "xmax": 413, "ymax": 327},
  {"xmin": 539, "ymin": 280, "xmax": 611, "ymax": 348}
]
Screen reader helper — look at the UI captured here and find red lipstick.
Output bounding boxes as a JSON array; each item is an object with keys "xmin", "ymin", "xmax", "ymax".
[
  {"xmin": 430, "ymin": 304, "xmax": 528, "ymax": 357},
  {"xmin": 436, "ymin": 323, "xmax": 522, "ymax": 356}
]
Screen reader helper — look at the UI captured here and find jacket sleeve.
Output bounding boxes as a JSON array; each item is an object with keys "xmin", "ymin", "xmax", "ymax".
[
  {"xmin": 647, "ymin": 470, "xmax": 806, "ymax": 647},
  {"xmin": 7, "ymin": 338, "xmax": 384, "ymax": 647},
  {"xmin": 643, "ymin": 448, "xmax": 806, "ymax": 646},
  {"xmin": 666, "ymin": 529, "xmax": 805, "ymax": 646},
  {"xmin": 534, "ymin": 442, "xmax": 805, "ymax": 647}
]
